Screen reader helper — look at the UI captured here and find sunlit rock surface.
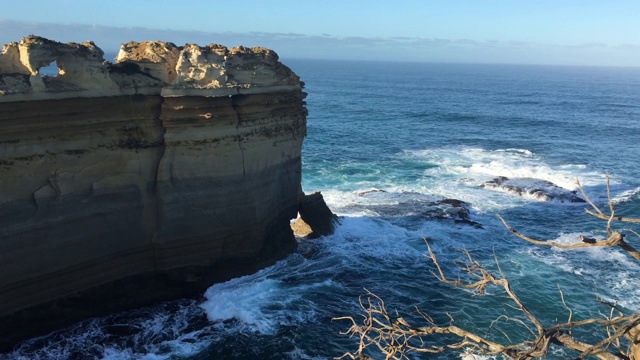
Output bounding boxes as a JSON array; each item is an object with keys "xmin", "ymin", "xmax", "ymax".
[
  {"xmin": 293, "ymin": 192, "xmax": 339, "ymax": 238},
  {"xmin": 0, "ymin": 36, "xmax": 307, "ymax": 350}
]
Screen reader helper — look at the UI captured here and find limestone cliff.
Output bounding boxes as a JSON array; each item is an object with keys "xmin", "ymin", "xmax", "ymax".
[{"xmin": 0, "ymin": 36, "xmax": 307, "ymax": 350}]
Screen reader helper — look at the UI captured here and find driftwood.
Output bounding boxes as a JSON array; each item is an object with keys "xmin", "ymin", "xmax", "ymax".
[{"xmin": 335, "ymin": 176, "xmax": 640, "ymax": 360}]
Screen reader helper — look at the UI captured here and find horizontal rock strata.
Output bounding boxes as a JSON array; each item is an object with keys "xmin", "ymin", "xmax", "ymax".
[{"xmin": 0, "ymin": 36, "xmax": 307, "ymax": 351}]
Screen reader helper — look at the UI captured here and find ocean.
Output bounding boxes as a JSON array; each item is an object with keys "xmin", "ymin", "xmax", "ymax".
[{"xmin": 3, "ymin": 60, "xmax": 640, "ymax": 359}]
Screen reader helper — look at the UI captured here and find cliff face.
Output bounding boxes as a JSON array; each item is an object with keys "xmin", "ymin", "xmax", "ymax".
[{"xmin": 0, "ymin": 36, "xmax": 307, "ymax": 349}]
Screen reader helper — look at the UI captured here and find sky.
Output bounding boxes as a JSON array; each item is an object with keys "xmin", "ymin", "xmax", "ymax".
[{"xmin": 1, "ymin": 0, "xmax": 639, "ymax": 66}]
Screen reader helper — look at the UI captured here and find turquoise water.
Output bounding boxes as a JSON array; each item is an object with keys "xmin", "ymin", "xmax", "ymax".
[{"xmin": 4, "ymin": 61, "xmax": 640, "ymax": 359}]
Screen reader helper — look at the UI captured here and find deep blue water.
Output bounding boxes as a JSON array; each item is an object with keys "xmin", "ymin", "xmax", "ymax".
[{"xmin": 4, "ymin": 61, "xmax": 640, "ymax": 359}]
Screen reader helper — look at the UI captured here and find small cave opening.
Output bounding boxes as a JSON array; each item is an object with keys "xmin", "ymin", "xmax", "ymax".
[{"xmin": 39, "ymin": 60, "xmax": 61, "ymax": 78}]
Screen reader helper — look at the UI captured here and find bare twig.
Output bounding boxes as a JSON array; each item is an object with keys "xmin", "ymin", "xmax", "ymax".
[
  {"xmin": 334, "ymin": 244, "xmax": 635, "ymax": 360},
  {"xmin": 496, "ymin": 214, "xmax": 640, "ymax": 262},
  {"xmin": 558, "ymin": 285, "xmax": 573, "ymax": 327},
  {"xmin": 577, "ymin": 177, "xmax": 604, "ymax": 216},
  {"xmin": 336, "ymin": 176, "xmax": 640, "ymax": 360},
  {"xmin": 585, "ymin": 210, "xmax": 640, "ymax": 223},
  {"xmin": 577, "ymin": 176, "xmax": 640, "ymax": 224}
]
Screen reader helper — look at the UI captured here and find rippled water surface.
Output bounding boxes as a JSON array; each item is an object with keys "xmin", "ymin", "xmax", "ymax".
[{"xmin": 4, "ymin": 61, "xmax": 640, "ymax": 359}]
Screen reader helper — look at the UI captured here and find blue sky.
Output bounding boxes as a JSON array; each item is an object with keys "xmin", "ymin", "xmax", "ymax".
[{"xmin": 1, "ymin": 0, "xmax": 639, "ymax": 66}]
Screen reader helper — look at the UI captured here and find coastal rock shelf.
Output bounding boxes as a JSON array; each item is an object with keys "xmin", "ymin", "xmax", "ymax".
[
  {"xmin": 481, "ymin": 176, "xmax": 586, "ymax": 203},
  {"xmin": 0, "ymin": 36, "xmax": 308, "ymax": 350}
]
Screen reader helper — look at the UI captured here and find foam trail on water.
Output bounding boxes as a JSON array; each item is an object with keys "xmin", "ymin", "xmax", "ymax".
[
  {"xmin": 395, "ymin": 147, "xmax": 607, "ymax": 212},
  {"xmin": 413, "ymin": 147, "xmax": 602, "ymax": 188},
  {"xmin": 612, "ymin": 186, "xmax": 640, "ymax": 203},
  {"xmin": 524, "ymin": 232, "xmax": 640, "ymax": 311},
  {"xmin": 3, "ymin": 299, "xmax": 221, "ymax": 360},
  {"xmin": 201, "ymin": 277, "xmax": 284, "ymax": 334},
  {"xmin": 312, "ymin": 146, "xmax": 608, "ymax": 215}
]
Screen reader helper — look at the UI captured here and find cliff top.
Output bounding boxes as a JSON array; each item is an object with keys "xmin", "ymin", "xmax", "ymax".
[{"xmin": 0, "ymin": 36, "xmax": 302, "ymax": 102}]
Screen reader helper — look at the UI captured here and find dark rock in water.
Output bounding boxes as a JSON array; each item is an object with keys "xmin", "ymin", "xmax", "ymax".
[
  {"xmin": 295, "ymin": 192, "xmax": 340, "ymax": 238},
  {"xmin": 421, "ymin": 199, "xmax": 470, "ymax": 221},
  {"xmin": 481, "ymin": 176, "xmax": 586, "ymax": 203},
  {"xmin": 357, "ymin": 188, "xmax": 387, "ymax": 196},
  {"xmin": 438, "ymin": 198, "xmax": 468, "ymax": 208},
  {"xmin": 358, "ymin": 192, "xmax": 484, "ymax": 229},
  {"xmin": 422, "ymin": 199, "xmax": 484, "ymax": 229}
]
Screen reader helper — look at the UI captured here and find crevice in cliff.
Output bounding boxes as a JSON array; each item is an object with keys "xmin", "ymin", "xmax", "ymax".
[
  {"xmin": 30, "ymin": 191, "xmax": 39, "ymax": 217},
  {"xmin": 230, "ymin": 97, "xmax": 246, "ymax": 180},
  {"xmin": 149, "ymin": 97, "xmax": 168, "ymax": 271}
]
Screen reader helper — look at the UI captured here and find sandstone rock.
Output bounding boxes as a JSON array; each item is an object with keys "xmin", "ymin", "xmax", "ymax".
[
  {"xmin": 0, "ymin": 36, "xmax": 308, "ymax": 351},
  {"xmin": 0, "ymin": 36, "xmax": 118, "ymax": 97},
  {"xmin": 0, "ymin": 42, "xmax": 30, "ymax": 74},
  {"xmin": 0, "ymin": 36, "xmax": 303, "ymax": 102},
  {"xmin": 116, "ymin": 40, "xmax": 181, "ymax": 84},
  {"xmin": 291, "ymin": 216, "xmax": 314, "ymax": 238},
  {"xmin": 173, "ymin": 43, "xmax": 227, "ymax": 88}
]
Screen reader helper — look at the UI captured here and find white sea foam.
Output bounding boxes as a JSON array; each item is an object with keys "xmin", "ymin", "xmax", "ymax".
[
  {"xmin": 525, "ymin": 232, "xmax": 640, "ymax": 311},
  {"xmin": 396, "ymin": 146, "xmax": 607, "ymax": 212},
  {"xmin": 612, "ymin": 186, "xmax": 640, "ymax": 204},
  {"xmin": 330, "ymin": 216, "xmax": 418, "ymax": 248},
  {"xmin": 199, "ymin": 257, "xmax": 342, "ymax": 337},
  {"xmin": 4, "ymin": 299, "xmax": 220, "ymax": 360},
  {"xmin": 459, "ymin": 350, "xmax": 502, "ymax": 360},
  {"xmin": 437, "ymin": 147, "xmax": 598, "ymax": 190},
  {"xmin": 201, "ymin": 278, "xmax": 283, "ymax": 333},
  {"xmin": 320, "ymin": 189, "xmax": 379, "ymax": 216},
  {"xmin": 305, "ymin": 146, "xmax": 610, "ymax": 214},
  {"xmin": 284, "ymin": 346, "xmax": 326, "ymax": 360}
]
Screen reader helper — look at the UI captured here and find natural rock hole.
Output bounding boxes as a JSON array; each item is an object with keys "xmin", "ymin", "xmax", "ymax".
[{"xmin": 39, "ymin": 60, "xmax": 61, "ymax": 78}]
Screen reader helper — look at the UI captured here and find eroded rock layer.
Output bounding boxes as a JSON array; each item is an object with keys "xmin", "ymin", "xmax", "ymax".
[{"xmin": 0, "ymin": 36, "xmax": 307, "ymax": 350}]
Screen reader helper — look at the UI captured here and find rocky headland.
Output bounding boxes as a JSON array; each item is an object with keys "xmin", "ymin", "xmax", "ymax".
[{"xmin": 0, "ymin": 36, "xmax": 315, "ymax": 350}]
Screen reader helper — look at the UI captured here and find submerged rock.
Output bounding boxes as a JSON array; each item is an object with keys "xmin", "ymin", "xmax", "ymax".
[
  {"xmin": 481, "ymin": 176, "xmax": 585, "ymax": 203},
  {"xmin": 354, "ymin": 191, "xmax": 484, "ymax": 229},
  {"xmin": 422, "ymin": 199, "xmax": 484, "ymax": 229}
]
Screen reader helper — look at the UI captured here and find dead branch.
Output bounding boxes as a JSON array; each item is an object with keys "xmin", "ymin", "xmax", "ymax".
[
  {"xmin": 576, "ymin": 176, "xmax": 640, "ymax": 224},
  {"xmin": 586, "ymin": 210, "xmax": 640, "ymax": 224},
  {"xmin": 336, "ymin": 177, "xmax": 639, "ymax": 359},
  {"xmin": 426, "ymin": 242, "xmax": 545, "ymax": 336},
  {"xmin": 496, "ymin": 214, "xmax": 640, "ymax": 262},
  {"xmin": 335, "ymin": 243, "xmax": 636, "ymax": 360}
]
